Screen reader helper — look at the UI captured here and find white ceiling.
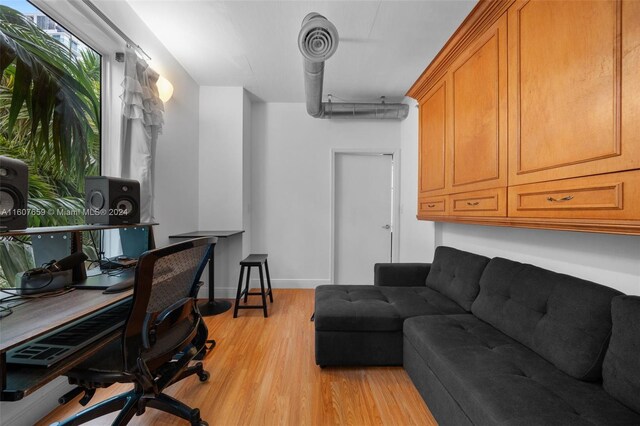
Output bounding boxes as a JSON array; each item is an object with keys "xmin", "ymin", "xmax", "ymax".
[{"xmin": 126, "ymin": 0, "xmax": 476, "ymax": 102}]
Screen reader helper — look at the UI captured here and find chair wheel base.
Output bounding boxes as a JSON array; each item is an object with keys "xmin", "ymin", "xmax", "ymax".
[
  {"xmin": 198, "ymin": 371, "xmax": 210, "ymax": 382},
  {"xmin": 188, "ymin": 408, "xmax": 205, "ymax": 426}
]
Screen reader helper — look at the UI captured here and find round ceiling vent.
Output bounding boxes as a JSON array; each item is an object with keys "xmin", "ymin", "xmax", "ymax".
[{"xmin": 298, "ymin": 13, "xmax": 339, "ymax": 62}]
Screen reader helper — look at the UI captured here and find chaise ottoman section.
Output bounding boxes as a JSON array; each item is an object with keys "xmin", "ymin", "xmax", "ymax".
[
  {"xmin": 314, "ymin": 247, "xmax": 491, "ymax": 366},
  {"xmin": 314, "ymin": 285, "xmax": 467, "ymax": 366}
]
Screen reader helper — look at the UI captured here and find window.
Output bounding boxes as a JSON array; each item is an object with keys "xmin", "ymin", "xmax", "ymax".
[{"xmin": 0, "ymin": 0, "xmax": 102, "ymax": 287}]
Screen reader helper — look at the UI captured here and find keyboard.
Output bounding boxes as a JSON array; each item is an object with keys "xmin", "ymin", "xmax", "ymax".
[{"xmin": 6, "ymin": 299, "xmax": 132, "ymax": 367}]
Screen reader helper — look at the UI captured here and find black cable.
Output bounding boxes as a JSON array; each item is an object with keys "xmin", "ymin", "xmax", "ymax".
[
  {"xmin": 88, "ymin": 230, "xmax": 101, "ymax": 265},
  {"xmin": 82, "ymin": 237, "xmax": 104, "ymax": 273},
  {"xmin": 1, "ymin": 287, "xmax": 74, "ymax": 302},
  {"xmin": 89, "ymin": 230, "xmax": 102, "ymax": 259},
  {"xmin": 0, "ymin": 287, "xmax": 75, "ymax": 320},
  {"xmin": 15, "ymin": 236, "xmax": 31, "ymax": 246},
  {"xmin": 105, "ymin": 267, "xmax": 129, "ymax": 277},
  {"xmin": 29, "ymin": 288, "xmax": 74, "ymax": 298},
  {"xmin": 0, "ymin": 267, "xmax": 54, "ymax": 292},
  {"xmin": 0, "ymin": 293, "xmax": 29, "ymax": 315},
  {"xmin": 88, "ymin": 230, "xmax": 136, "ymax": 277},
  {"xmin": 88, "ymin": 230, "xmax": 111, "ymax": 271},
  {"xmin": 0, "ymin": 305, "xmax": 13, "ymax": 319},
  {"xmin": 0, "ymin": 292, "xmax": 26, "ymax": 303},
  {"xmin": 86, "ymin": 261, "xmax": 101, "ymax": 269}
]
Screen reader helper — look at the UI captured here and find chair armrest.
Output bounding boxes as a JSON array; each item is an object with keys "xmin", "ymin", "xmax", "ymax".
[
  {"xmin": 374, "ymin": 263, "xmax": 431, "ymax": 287},
  {"xmin": 142, "ymin": 298, "xmax": 195, "ymax": 349},
  {"xmin": 191, "ymin": 281, "xmax": 204, "ymax": 297},
  {"xmin": 155, "ymin": 297, "xmax": 192, "ymax": 326}
]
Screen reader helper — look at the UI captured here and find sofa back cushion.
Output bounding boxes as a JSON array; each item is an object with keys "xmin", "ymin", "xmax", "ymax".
[
  {"xmin": 603, "ymin": 295, "xmax": 640, "ymax": 413},
  {"xmin": 425, "ymin": 246, "xmax": 490, "ymax": 311},
  {"xmin": 472, "ymin": 257, "xmax": 622, "ymax": 381}
]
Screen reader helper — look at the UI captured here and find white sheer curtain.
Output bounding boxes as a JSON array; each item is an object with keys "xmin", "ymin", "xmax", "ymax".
[{"xmin": 119, "ymin": 47, "xmax": 164, "ymax": 222}]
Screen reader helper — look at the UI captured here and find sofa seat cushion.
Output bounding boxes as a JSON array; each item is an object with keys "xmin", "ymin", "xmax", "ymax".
[
  {"xmin": 404, "ymin": 315, "xmax": 640, "ymax": 425},
  {"xmin": 314, "ymin": 285, "xmax": 466, "ymax": 332},
  {"xmin": 425, "ymin": 246, "xmax": 490, "ymax": 311},
  {"xmin": 472, "ymin": 257, "xmax": 623, "ymax": 381}
]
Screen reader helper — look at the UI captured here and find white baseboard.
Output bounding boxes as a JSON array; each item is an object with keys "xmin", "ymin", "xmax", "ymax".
[{"xmin": 209, "ymin": 278, "xmax": 332, "ymax": 299}]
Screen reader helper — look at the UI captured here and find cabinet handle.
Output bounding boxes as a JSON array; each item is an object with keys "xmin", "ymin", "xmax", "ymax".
[
  {"xmin": 466, "ymin": 201, "xmax": 480, "ymax": 206},
  {"xmin": 427, "ymin": 204, "xmax": 436, "ymax": 208},
  {"xmin": 546, "ymin": 195, "xmax": 574, "ymax": 202}
]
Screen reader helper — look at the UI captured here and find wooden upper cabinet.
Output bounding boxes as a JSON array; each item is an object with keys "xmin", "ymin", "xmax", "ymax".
[
  {"xmin": 508, "ymin": 0, "xmax": 640, "ymax": 186},
  {"xmin": 450, "ymin": 14, "xmax": 508, "ymax": 193},
  {"xmin": 622, "ymin": 0, "xmax": 640, "ymax": 163},
  {"xmin": 410, "ymin": 0, "xmax": 640, "ymax": 233},
  {"xmin": 418, "ymin": 78, "xmax": 448, "ymax": 196}
]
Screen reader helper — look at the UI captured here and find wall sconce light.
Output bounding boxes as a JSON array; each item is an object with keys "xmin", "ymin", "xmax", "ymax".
[{"xmin": 157, "ymin": 75, "xmax": 174, "ymax": 103}]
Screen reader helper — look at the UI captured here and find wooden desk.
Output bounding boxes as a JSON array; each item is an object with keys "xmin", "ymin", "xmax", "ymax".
[
  {"xmin": 169, "ymin": 231, "xmax": 242, "ymax": 315},
  {"xmin": 0, "ymin": 285, "xmax": 132, "ymax": 401},
  {"xmin": 0, "ymin": 223, "xmax": 155, "ymax": 401}
]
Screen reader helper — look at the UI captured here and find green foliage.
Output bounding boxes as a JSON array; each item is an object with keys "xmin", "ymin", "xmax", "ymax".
[
  {"xmin": 0, "ymin": 239, "xmax": 34, "ymax": 287},
  {"xmin": 0, "ymin": 5, "xmax": 101, "ymax": 287},
  {"xmin": 0, "ymin": 5, "xmax": 100, "ymax": 188}
]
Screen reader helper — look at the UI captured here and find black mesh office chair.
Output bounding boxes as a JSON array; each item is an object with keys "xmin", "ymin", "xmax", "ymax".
[{"xmin": 53, "ymin": 237, "xmax": 213, "ymax": 426}]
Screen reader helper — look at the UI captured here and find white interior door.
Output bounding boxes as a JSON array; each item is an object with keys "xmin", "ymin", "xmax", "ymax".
[{"xmin": 334, "ymin": 153, "xmax": 393, "ymax": 284}]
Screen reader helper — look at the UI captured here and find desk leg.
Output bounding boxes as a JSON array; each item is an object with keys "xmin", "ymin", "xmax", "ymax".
[
  {"xmin": 1, "ymin": 352, "xmax": 6, "ymax": 399},
  {"xmin": 198, "ymin": 244, "xmax": 231, "ymax": 316}
]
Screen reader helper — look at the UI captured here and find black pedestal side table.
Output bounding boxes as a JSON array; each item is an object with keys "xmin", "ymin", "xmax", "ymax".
[{"xmin": 168, "ymin": 230, "xmax": 244, "ymax": 316}]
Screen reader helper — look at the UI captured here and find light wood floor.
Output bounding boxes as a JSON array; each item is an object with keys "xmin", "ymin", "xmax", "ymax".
[{"xmin": 38, "ymin": 289, "xmax": 436, "ymax": 426}]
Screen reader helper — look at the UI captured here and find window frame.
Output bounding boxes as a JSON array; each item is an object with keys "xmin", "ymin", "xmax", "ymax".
[{"xmin": 29, "ymin": 0, "xmax": 124, "ymax": 176}]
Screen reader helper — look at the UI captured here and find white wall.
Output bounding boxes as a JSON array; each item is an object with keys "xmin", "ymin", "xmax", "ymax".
[
  {"xmin": 150, "ymin": 64, "xmax": 200, "ymax": 246},
  {"xmin": 198, "ymin": 87, "xmax": 250, "ymax": 293},
  {"xmin": 0, "ymin": 1, "xmax": 201, "ymax": 424},
  {"xmin": 199, "ymin": 87, "xmax": 245, "ymax": 231},
  {"xmin": 398, "ymin": 97, "xmax": 436, "ymax": 263},
  {"xmin": 249, "ymin": 103, "xmax": 401, "ymax": 290},
  {"xmin": 436, "ymin": 224, "xmax": 640, "ymax": 295}
]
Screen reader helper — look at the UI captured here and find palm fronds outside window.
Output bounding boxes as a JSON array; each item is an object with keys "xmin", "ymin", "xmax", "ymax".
[{"xmin": 0, "ymin": 1, "xmax": 101, "ymax": 287}]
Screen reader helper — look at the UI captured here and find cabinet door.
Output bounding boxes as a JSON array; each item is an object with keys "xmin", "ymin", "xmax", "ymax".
[
  {"xmin": 622, "ymin": 0, "xmax": 640, "ymax": 164},
  {"xmin": 418, "ymin": 78, "xmax": 449, "ymax": 197},
  {"xmin": 508, "ymin": 0, "xmax": 639, "ymax": 186},
  {"xmin": 450, "ymin": 14, "xmax": 508, "ymax": 194}
]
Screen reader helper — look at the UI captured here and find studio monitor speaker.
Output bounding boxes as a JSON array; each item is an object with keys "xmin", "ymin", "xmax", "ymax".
[
  {"xmin": 0, "ymin": 156, "xmax": 29, "ymax": 231},
  {"xmin": 85, "ymin": 177, "xmax": 140, "ymax": 225}
]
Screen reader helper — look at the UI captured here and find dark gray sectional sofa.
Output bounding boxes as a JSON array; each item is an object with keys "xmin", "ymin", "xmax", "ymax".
[{"xmin": 314, "ymin": 246, "xmax": 640, "ymax": 425}]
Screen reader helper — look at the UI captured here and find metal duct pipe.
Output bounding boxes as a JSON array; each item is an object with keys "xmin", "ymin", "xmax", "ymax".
[
  {"xmin": 322, "ymin": 101, "xmax": 409, "ymax": 119},
  {"xmin": 298, "ymin": 13, "xmax": 408, "ymax": 120},
  {"xmin": 303, "ymin": 60, "xmax": 325, "ymax": 118}
]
